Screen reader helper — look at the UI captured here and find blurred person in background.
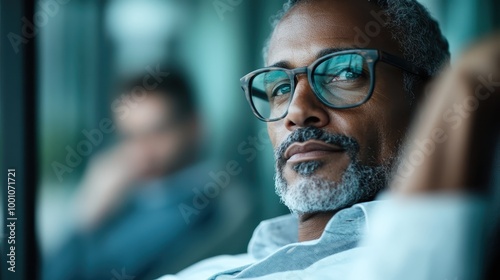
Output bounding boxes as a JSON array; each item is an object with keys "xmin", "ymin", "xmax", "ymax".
[{"xmin": 44, "ymin": 69, "xmax": 226, "ymax": 280}]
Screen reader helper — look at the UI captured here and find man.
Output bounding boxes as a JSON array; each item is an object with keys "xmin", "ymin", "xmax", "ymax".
[
  {"xmin": 74, "ymin": 70, "xmax": 203, "ymax": 231},
  {"xmin": 160, "ymin": 0, "xmax": 449, "ymax": 279},
  {"xmin": 44, "ymin": 70, "xmax": 225, "ymax": 280}
]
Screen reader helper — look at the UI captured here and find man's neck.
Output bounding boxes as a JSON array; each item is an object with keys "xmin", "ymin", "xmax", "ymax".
[{"xmin": 298, "ymin": 211, "xmax": 335, "ymax": 242}]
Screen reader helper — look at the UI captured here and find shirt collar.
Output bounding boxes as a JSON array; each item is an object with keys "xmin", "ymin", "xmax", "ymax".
[{"xmin": 247, "ymin": 200, "xmax": 385, "ymax": 260}]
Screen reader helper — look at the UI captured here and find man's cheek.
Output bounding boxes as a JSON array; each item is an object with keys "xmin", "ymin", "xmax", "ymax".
[{"xmin": 267, "ymin": 122, "xmax": 287, "ymax": 147}]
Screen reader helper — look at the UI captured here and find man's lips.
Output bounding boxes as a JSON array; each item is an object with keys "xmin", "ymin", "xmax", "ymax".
[{"xmin": 284, "ymin": 140, "xmax": 344, "ymax": 163}]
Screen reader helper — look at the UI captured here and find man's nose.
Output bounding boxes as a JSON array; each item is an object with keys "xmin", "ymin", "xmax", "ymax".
[{"xmin": 284, "ymin": 76, "xmax": 330, "ymax": 130}]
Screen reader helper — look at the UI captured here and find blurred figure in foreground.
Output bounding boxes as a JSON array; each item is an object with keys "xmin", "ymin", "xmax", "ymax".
[{"xmin": 45, "ymin": 69, "xmax": 230, "ymax": 279}]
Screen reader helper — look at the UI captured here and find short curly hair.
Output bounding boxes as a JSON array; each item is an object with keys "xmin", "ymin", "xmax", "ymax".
[{"xmin": 263, "ymin": 0, "xmax": 450, "ymax": 99}]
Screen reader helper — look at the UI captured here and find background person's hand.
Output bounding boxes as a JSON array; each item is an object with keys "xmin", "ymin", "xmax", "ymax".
[{"xmin": 73, "ymin": 144, "xmax": 140, "ymax": 231}]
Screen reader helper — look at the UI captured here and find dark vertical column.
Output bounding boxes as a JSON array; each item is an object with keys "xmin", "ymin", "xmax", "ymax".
[
  {"xmin": 1, "ymin": 0, "xmax": 39, "ymax": 279},
  {"xmin": 493, "ymin": 0, "xmax": 500, "ymax": 29}
]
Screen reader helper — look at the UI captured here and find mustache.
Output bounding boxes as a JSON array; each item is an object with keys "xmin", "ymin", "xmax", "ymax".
[{"xmin": 274, "ymin": 127, "xmax": 360, "ymax": 163}]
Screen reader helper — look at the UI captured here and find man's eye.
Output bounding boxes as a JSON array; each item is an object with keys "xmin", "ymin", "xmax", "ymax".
[
  {"xmin": 326, "ymin": 68, "xmax": 362, "ymax": 83},
  {"xmin": 271, "ymin": 83, "xmax": 292, "ymax": 96}
]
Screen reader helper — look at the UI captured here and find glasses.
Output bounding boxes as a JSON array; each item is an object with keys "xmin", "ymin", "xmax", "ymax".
[{"xmin": 240, "ymin": 49, "xmax": 429, "ymax": 122}]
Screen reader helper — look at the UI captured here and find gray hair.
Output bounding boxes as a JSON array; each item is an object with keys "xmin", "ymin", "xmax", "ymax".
[{"xmin": 263, "ymin": 0, "xmax": 450, "ymax": 99}]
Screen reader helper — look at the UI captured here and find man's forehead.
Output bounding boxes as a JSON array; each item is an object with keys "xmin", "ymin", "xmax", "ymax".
[
  {"xmin": 266, "ymin": 44, "xmax": 355, "ymax": 68},
  {"xmin": 265, "ymin": 0, "xmax": 398, "ymax": 67}
]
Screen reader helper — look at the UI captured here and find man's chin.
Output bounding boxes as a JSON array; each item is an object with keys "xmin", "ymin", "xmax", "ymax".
[
  {"xmin": 276, "ymin": 160, "xmax": 388, "ymax": 214},
  {"xmin": 277, "ymin": 174, "xmax": 353, "ymax": 214},
  {"xmin": 284, "ymin": 159, "xmax": 348, "ymax": 184}
]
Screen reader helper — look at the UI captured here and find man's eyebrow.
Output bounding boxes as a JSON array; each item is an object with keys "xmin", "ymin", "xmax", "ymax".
[
  {"xmin": 267, "ymin": 47, "xmax": 352, "ymax": 69},
  {"xmin": 315, "ymin": 47, "xmax": 351, "ymax": 59},
  {"xmin": 267, "ymin": 61, "xmax": 291, "ymax": 69}
]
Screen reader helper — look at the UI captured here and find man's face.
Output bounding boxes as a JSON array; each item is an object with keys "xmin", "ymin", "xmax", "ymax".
[
  {"xmin": 266, "ymin": 0, "xmax": 413, "ymax": 214},
  {"xmin": 116, "ymin": 93, "xmax": 197, "ymax": 180}
]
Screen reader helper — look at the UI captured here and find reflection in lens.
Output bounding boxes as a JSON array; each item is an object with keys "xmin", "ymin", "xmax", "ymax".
[
  {"xmin": 250, "ymin": 70, "xmax": 291, "ymax": 120},
  {"xmin": 312, "ymin": 54, "xmax": 371, "ymax": 107}
]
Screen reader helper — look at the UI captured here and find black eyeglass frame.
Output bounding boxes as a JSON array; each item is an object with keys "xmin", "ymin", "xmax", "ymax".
[{"xmin": 240, "ymin": 49, "xmax": 429, "ymax": 122}]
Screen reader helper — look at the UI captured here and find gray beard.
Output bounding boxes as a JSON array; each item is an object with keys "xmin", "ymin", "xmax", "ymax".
[
  {"xmin": 275, "ymin": 159, "xmax": 389, "ymax": 214},
  {"xmin": 273, "ymin": 127, "xmax": 391, "ymax": 215}
]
